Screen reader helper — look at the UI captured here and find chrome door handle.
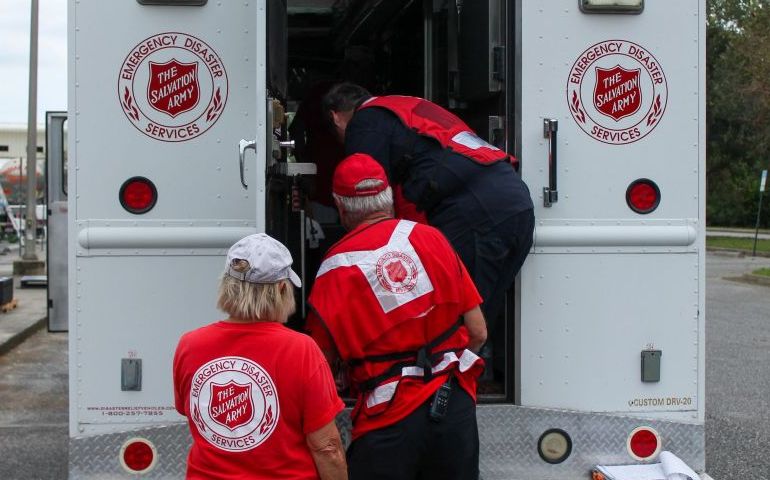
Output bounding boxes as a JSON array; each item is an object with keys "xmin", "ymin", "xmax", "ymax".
[
  {"xmin": 543, "ymin": 118, "xmax": 558, "ymax": 207},
  {"xmin": 238, "ymin": 139, "xmax": 256, "ymax": 189}
]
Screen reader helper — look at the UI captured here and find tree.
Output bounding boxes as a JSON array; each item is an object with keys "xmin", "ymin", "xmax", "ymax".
[{"xmin": 707, "ymin": 0, "xmax": 770, "ymax": 226}]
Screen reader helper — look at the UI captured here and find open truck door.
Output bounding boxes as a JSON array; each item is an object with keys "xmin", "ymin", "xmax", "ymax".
[
  {"xmin": 47, "ymin": 111, "xmax": 68, "ymax": 332},
  {"xmin": 68, "ymin": 1, "xmax": 267, "ymax": 475},
  {"xmin": 510, "ymin": 0, "xmax": 706, "ymax": 475}
]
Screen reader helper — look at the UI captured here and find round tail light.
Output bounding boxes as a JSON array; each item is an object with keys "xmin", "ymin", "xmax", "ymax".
[
  {"xmin": 627, "ymin": 426, "xmax": 661, "ymax": 461},
  {"xmin": 120, "ymin": 437, "xmax": 157, "ymax": 474},
  {"xmin": 626, "ymin": 178, "xmax": 660, "ymax": 214},
  {"xmin": 120, "ymin": 176, "xmax": 158, "ymax": 214}
]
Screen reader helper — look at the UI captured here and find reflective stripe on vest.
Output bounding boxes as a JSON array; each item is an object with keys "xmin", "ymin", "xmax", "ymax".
[
  {"xmin": 365, "ymin": 349, "xmax": 481, "ymax": 408},
  {"xmin": 316, "ymin": 220, "xmax": 434, "ymax": 314},
  {"xmin": 358, "ymin": 95, "xmax": 513, "ymax": 166}
]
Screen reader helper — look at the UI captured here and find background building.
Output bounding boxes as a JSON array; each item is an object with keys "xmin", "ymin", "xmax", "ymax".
[{"xmin": 0, "ymin": 123, "xmax": 46, "ymax": 205}]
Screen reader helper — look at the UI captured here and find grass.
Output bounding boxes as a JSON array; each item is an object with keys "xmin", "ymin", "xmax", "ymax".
[
  {"xmin": 753, "ymin": 268, "xmax": 770, "ymax": 277},
  {"xmin": 706, "ymin": 236, "xmax": 770, "ymax": 253}
]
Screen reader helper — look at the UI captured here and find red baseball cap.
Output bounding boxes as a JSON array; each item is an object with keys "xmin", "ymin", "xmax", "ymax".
[{"xmin": 332, "ymin": 153, "xmax": 389, "ymax": 197}]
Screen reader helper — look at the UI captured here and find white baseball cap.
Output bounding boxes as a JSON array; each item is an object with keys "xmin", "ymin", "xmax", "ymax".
[{"xmin": 225, "ymin": 233, "xmax": 302, "ymax": 287}]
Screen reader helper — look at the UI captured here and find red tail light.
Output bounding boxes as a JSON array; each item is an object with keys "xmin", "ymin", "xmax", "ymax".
[
  {"xmin": 120, "ymin": 176, "xmax": 157, "ymax": 214},
  {"xmin": 627, "ymin": 426, "xmax": 661, "ymax": 460},
  {"xmin": 626, "ymin": 178, "xmax": 660, "ymax": 214},
  {"xmin": 120, "ymin": 437, "xmax": 157, "ymax": 474}
]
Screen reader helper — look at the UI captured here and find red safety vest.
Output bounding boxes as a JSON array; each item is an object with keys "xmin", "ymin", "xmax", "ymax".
[
  {"xmin": 359, "ymin": 95, "xmax": 518, "ymax": 167},
  {"xmin": 307, "ymin": 219, "xmax": 482, "ymax": 416}
]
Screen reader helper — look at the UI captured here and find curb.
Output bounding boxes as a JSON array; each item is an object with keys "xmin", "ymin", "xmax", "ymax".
[
  {"xmin": 707, "ymin": 227, "xmax": 770, "ymax": 235},
  {"xmin": 706, "ymin": 247, "xmax": 770, "ymax": 258},
  {"xmin": 741, "ymin": 273, "xmax": 770, "ymax": 287},
  {"xmin": 707, "ymin": 248, "xmax": 745, "ymax": 257},
  {"xmin": 724, "ymin": 274, "xmax": 770, "ymax": 288},
  {"xmin": 0, "ymin": 316, "xmax": 47, "ymax": 357}
]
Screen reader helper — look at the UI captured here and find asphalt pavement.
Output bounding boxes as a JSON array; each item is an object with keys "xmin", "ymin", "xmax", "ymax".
[
  {"xmin": 0, "ymin": 328, "xmax": 67, "ymax": 480},
  {"xmin": 705, "ymin": 252, "xmax": 770, "ymax": 480},
  {"xmin": 0, "ymin": 240, "xmax": 62, "ymax": 480}
]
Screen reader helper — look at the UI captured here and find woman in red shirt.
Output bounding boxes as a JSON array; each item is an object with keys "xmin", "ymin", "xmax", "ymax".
[{"xmin": 173, "ymin": 233, "xmax": 347, "ymax": 479}]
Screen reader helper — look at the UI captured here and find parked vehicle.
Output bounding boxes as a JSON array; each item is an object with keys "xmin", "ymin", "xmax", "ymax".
[{"xmin": 62, "ymin": 1, "xmax": 707, "ymax": 478}]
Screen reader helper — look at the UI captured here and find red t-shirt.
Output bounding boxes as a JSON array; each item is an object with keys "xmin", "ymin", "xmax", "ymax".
[
  {"xmin": 173, "ymin": 321, "xmax": 344, "ymax": 479},
  {"xmin": 306, "ymin": 220, "xmax": 483, "ymax": 440}
]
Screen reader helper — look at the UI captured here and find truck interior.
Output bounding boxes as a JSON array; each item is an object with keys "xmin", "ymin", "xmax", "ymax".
[{"xmin": 266, "ymin": 0, "xmax": 515, "ymax": 401}]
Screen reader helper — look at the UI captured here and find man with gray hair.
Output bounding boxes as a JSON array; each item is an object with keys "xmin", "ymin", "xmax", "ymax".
[
  {"xmin": 306, "ymin": 153, "xmax": 488, "ymax": 480},
  {"xmin": 323, "ymin": 83, "xmax": 535, "ymax": 386}
]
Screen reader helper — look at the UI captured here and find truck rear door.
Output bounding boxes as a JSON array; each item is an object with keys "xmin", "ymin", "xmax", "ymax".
[
  {"xmin": 47, "ymin": 111, "xmax": 68, "ymax": 332},
  {"xmin": 516, "ymin": 0, "xmax": 705, "ymax": 422},
  {"xmin": 69, "ymin": 0, "xmax": 265, "ymax": 437}
]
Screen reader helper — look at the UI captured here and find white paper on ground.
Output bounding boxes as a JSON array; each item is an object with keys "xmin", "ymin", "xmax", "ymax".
[
  {"xmin": 659, "ymin": 451, "xmax": 701, "ymax": 480},
  {"xmin": 596, "ymin": 451, "xmax": 701, "ymax": 480},
  {"xmin": 597, "ymin": 462, "xmax": 666, "ymax": 480}
]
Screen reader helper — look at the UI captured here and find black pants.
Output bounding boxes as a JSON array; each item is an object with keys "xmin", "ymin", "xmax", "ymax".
[
  {"xmin": 347, "ymin": 385, "xmax": 479, "ymax": 480},
  {"xmin": 447, "ymin": 208, "xmax": 535, "ymax": 329}
]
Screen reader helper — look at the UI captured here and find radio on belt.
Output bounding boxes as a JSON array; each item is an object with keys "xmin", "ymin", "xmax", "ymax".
[{"xmin": 429, "ymin": 377, "xmax": 453, "ymax": 421}]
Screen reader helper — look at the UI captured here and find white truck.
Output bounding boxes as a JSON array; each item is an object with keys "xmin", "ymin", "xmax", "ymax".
[{"xmin": 61, "ymin": 0, "xmax": 708, "ymax": 478}]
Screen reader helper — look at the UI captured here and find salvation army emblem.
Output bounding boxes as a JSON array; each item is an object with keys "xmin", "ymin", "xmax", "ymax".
[
  {"xmin": 567, "ymin": 40, "xmax": 667, "ymax": 145},
  {"xmin": 594, "ymin": 66, "xmax": 641, "ymax": 121},
  {"xmin": 386, "ymin": 260, "xmax": 408, "ymax": 283},
  {"xmin": 147, "ymin": 60, "xmax": 200, "ymax": 117},
  {"xmin": 376, "ymin": 251, "xmax": 418, "ymax": 294},
  {"xmin": 189, "ymin": 357, "xmax": 279, "ymax": 452},
  {"xmin": 118, "ymin": 32, "xmax": 228, "ymax": 142},
  {"xmin": 209, "ymin": 381, "xmax": 254, "ymax": 430}
]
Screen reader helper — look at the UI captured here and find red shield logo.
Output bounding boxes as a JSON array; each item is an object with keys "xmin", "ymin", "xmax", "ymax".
[
  {"xmin": 385, "ymin": 260, "xmax": 408, "ymax": 283},
  {"xmin": 376, "ymin": 251, "xmax": 418, "ymax": 294},
  {"xmin": 594, "ymin": 65, "xmax": 641, "ymax": 121},
  {"xmin": 209, "ymin": 381, "xmax": 254, "ymax": 431},
  {"xmin": 147, "ymin": 60, "xmax": 200, "ymax": 117}
]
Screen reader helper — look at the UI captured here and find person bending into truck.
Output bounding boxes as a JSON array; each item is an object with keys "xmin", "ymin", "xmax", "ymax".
[
  {"xmin": 306, "ymin": 153, "xmax": 488, "ymax": 480},
  {"xmin": 322, "ymin": 83, "xmax": 535, "ymax": 377},
  {"xmin": 173, "ymin": 233, "xmax": 347, "ymax": 480}
]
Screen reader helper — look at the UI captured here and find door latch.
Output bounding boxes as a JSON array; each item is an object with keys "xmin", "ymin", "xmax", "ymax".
[{"xmin": 543, "ymin": 119, "xmax": 559, "ymax": 207}]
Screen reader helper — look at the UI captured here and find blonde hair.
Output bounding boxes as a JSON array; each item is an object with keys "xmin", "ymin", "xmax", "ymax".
[{"xmin": 217, "ymin": 260, "xmax": 296, "ymax": 322}]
